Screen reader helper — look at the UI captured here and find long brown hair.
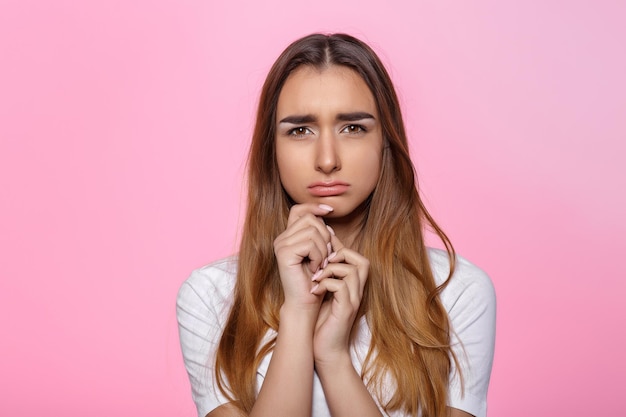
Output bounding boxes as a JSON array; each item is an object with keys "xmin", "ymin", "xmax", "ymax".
[{"xmin": 215, "ymin": 33, "xmax": 459, "ymax": 417}]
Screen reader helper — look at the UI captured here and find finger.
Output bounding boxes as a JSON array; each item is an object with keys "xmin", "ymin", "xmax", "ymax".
[
  {"xmin": 276, "ymin": 213, "xmax": 333, "ymax": 261},
  {"xmin": 275, "ymin": 227, "xmax": 329, "ymax": 273},
  {"xmin": 277, "ymin": 224, "xmax": 329, "ymax": 258},
  {"xmin": 326, "ymin": 244, "xmax": 369, "ymax": 291},
  {"xmin": 281, "ymin": 213, "xmax": 332, "ymax": 253},
  {"xmin": 283, "ymin": 215, "xmax": 332, "ymax": 244},
  {"xmin": 311, "ymin": 263, "xmax": 362, "ymax": 306},
  {"xmin": 287, "ymin": 203, "xmax": 334, "ymax": 227},
  {"xmin": 329, "ymin": 233, "xmax": 344, "ymax": 252},
  {"xmin": 275, "ymin": 239, "xmax": 325, "ymax": 272},
  {"xmin": 310, "ymin": 278, "xmax": 355, "ymax": 320}
]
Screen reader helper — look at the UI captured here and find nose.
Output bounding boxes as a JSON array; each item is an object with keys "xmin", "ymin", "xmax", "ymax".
[{"xmin": 315, "ymin": 130, "xmax": 340, "ymax": 174}]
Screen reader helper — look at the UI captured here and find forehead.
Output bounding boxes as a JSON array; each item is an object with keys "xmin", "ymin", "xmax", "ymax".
[{"xmin": 276, "ymin": 65, "xmax": 377, "ymax": 118}]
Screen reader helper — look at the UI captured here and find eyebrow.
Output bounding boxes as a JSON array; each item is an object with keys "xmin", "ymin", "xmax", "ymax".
[
  {"xmin": 336, "ymin": 112, "xmax": 376, "ymax": 122},
  {"xmin": 278, "ymin": 112, "xmax": 376, "ymax": 124},
  {"xmin": 279, "ymin": 114, "xmax": 316, "ymax": 124}
]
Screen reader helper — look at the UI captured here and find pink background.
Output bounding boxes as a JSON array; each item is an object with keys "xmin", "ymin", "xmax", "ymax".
[{"xmin": 1, "ymin": 1, "xmax": 624, "ymax": 416}]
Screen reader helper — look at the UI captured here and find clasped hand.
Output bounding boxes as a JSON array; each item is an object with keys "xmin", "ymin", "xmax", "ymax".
[{"xmin": 273, "ymin": 204, "xmax": 369, "ymax": 367}]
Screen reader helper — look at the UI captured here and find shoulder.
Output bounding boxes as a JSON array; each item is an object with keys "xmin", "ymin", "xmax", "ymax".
[
  {"xmin": 176, "ymin": 256, "xmax": 239, "ymax": 318},
  {"xmin": 427, "ymin": 248, "xmax": 496, "ymax": 319},
  {"xmin": 428, "ymin": 248, "xmax": 495, "ymax": 299},
  {"xmin": 176, "ymin": 257, "xmax": 239, "ymax": 417}
]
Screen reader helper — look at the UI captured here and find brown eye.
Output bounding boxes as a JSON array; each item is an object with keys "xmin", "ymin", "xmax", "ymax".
[
  {"xmin": 288, "ymin": 127, "xmax": 312, "ymax": 137},
  {"xmin": 341, "ymin": 124, "xmax": 366, "ymax": 134}
]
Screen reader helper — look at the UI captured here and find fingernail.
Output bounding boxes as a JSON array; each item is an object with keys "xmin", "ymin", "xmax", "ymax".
[
  {"xmin": 323, "ymin": 257, "xmax": 329, "ymax": 268},
  {"xmin": 318, "ymin": 204, "xmax": 334, "ymax": 212},
  {"xmin": 326, "ymin": 225, "xmax": 335, "ymax": 236},
  {"xmin": 328, "ymin": 251, "xmax": 337, "ymax": 260},
  {"xmin": 311, "ymin": 269, "xmax": 323, "ymax": 281},
  {"xmin": 310, "ymin": 284, "xmax": 319, "ymax": 294},
  {"xmin": 326, "ymin": 242, "xmax": 332, "ymax": 254}
]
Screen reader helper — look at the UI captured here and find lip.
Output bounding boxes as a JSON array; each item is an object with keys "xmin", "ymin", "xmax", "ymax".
[{"xmin": 308, "ymin": 181, "xmax": 350, "ymax": 197}]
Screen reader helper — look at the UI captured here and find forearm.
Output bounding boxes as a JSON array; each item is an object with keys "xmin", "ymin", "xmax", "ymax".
[
  {"xmin": 316, "ymin": 354, "xmax": 383, "ymax": 417},
  {"xmin": 250, "ymin": 306, "xmax": 317, "ymax": 417}
]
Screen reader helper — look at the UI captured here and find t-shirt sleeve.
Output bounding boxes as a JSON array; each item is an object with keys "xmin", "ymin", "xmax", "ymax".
[
  {"xmin": 176, "ymin": 266, "xmax": 233, "ymax": 417},
  {"xmin": 440, "ymin": 255, "xmax": 497, "ymax": 417}
]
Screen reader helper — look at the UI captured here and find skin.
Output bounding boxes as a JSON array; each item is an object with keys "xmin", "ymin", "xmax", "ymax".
[
  {"xmin": 275, "ymin": 65, "xmax": 383, "ymax": 246},
  {"xmin": 208, "ymin": 65, "xmax": 473, "ymax": 417}
]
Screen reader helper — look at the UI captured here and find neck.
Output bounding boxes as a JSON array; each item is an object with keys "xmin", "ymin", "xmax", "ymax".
[
  {"xmin": 325, "ymin": 219, "xmax": 358, "ymax": 248},
  {"xmin": 324, "ymin": 200, "xmax": 368, "ymax": 249}
]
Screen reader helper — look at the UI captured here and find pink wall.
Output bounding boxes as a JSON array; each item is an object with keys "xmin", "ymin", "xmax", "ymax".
[{"xmin": 1, "ymin": 1, "xmax": 624, "ymax": 415}]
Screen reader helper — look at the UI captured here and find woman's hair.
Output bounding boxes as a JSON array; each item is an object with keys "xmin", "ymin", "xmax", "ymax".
[{"xmin": 215, "ymin": 33, "xmax": 458, "ymax": 417}]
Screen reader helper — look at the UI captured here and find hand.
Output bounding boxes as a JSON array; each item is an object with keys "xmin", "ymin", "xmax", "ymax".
[
  {"xmin": 310, "ymin": 233, "xmax": 369, "ymax": 366},
  {"xmin": 273, "ymin": 203, "xmax": 334, "ymax": 311}
]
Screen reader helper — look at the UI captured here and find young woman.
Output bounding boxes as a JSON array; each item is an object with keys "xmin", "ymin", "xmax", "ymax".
[{"xmin": 177, "ymin": 33, "xmax": 496, "ymax": 417}]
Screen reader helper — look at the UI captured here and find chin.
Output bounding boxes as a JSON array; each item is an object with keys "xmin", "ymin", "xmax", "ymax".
[{"xmin": 323, "ymin": 205, "xmax": 364, "ymax": 220}]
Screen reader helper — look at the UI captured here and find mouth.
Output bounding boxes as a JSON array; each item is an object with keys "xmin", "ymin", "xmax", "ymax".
[{"xmin": 308, "ymin": 181, "xmax": 350, "ymax": 197}]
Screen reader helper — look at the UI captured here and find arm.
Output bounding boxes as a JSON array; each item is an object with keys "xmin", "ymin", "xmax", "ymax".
[
  {"xmin": 315, "ymin": 356, "xmax": 383, "ymax": 417},
  {"xmin": 207, "ymin": 307, "xmax": 319, "ymax": 417},
  {"xmin": 248, "ymin": 306, "xmax": 318, "ymax": 417},
  {"xmin": 310, "ymin": 234, "xmax": 383, "ymax": 417},
  {"xmin": 246, "ymin": 204, "xmax": 334, "ymax": 417}
]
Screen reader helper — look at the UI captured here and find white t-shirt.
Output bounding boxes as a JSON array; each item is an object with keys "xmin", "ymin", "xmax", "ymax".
[{"xmin": 177, "ymin": 248, "xmax": 496, "ymax": 417}]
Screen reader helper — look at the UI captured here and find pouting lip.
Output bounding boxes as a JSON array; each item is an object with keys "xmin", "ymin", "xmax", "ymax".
[
  {"xmin": 307, "ymin": 180, "xmax": 350, "ymax": 188},
  {"xmin": 307, "ymin": 181, "xmax": 350, "ymax": 197}
]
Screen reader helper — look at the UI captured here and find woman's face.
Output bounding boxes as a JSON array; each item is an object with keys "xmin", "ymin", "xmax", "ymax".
[{"xmin": 275, "ymin": 65, "xmax": 383, "ymax": 220}]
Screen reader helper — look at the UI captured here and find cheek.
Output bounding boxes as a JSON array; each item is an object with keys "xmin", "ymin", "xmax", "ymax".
[
  {"xmin": 276, "ymin": 152, "xmax": 296, "ymax": 181},
  {"xmin": 276, "ymin": 152, "xmax": 304, "ymax": 197},
  {"xmin": 360, "ymin": 149, "xmax": 383, "ymax": 183}
]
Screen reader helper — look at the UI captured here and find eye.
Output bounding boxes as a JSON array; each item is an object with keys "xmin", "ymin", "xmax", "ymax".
[
  {"xmin": 341, "ymin": 124, "xmax": 367, "ymax": 134},
  {"xmin": 287, "ymin": 127, "xmax": 313, "ymax": 138}
]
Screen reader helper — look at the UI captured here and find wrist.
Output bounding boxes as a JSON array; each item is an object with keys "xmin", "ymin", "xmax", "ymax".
[
  {"xmin": 314, "ymin": 350, "xmax": 354, "ymax": 375},
  {"xmin": 279, "ymin": 303, "xmax": 319, "ymax": 328}
]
